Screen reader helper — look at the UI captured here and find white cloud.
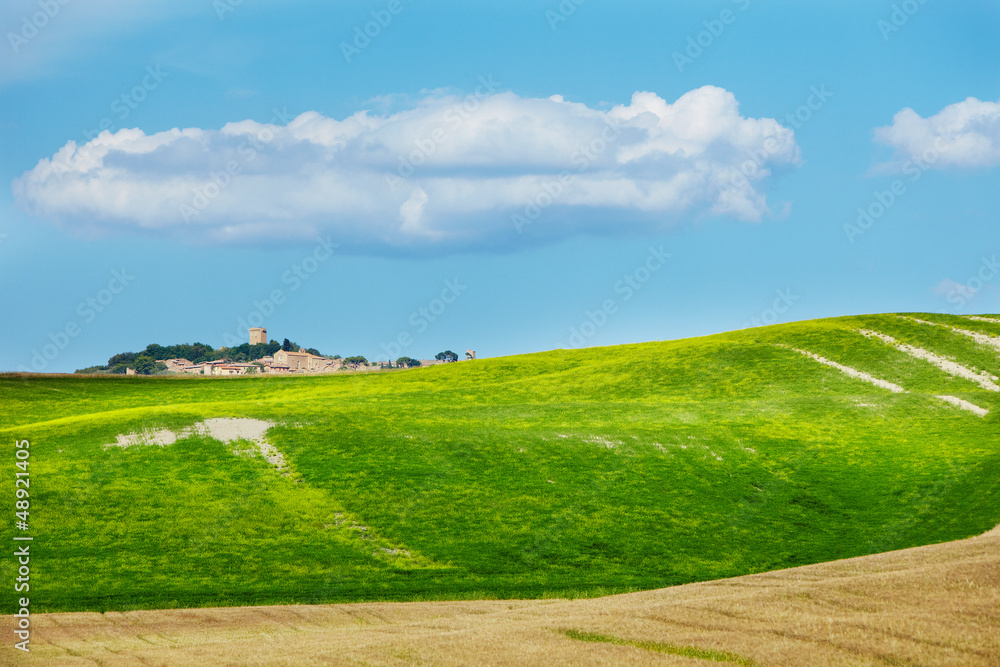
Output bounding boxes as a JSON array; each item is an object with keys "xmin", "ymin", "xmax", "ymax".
[
  {"xmin": 14, "ymin": 86, "xmax": 799, "ymax": 252},
  {"xmin": 875, "ymin": 96, "xmax": 1000, "ymax": 170}
]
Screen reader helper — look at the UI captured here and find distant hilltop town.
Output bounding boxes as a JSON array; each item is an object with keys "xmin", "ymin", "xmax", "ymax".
[
  {"xmin": 75, "ymin": 326, "xmax": 476, "ymax": 376},
  {"xmin": 160, "ymin": 327, "xmax": 347, "ymax": 376}
]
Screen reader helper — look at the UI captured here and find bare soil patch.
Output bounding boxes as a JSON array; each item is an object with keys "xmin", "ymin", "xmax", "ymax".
[
  {"xmin": 860, "ymin": 330, "xmax": 999, "ymax": 391},
  {"xmin": 901, "ymin": 316, "xmax": 1000, "ymax": 353},
  {"xmin": 786, "ymin": 346, "xmax": 907, "ymax": 393},
  {"xmin": 105, "ymin": 418, "xmax": 287, "ymax": 469},
  {"xmin": 935, "ymin": 394, "xmax": 990, "ymax": 417}
]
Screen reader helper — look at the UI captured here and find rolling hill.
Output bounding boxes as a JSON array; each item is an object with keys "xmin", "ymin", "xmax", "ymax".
[{"xmin": 2, "ymin": 312, "xmax": 998, "ymax": 614}]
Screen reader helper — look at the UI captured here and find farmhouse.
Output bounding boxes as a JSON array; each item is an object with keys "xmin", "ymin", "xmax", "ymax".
[
  {"xmin": 181, "ymin": 360, "xmax": 227, "ymax": 375},
  {"xmin": 161, "ymin": 358, "xmax": 191, "ymax": 372},
  {"xmin": 273, "ymin": 349, "xmax": 336, "ymax": 371}
]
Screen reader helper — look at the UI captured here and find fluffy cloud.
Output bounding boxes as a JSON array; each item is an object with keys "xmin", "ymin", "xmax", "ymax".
[
  {"xmin": 14, "ymin": 85, "xmax": 799, "ymax": 252},
  {"xmin": 875, "ymin": 96, "xmax": 1000, "ymax": 170}
]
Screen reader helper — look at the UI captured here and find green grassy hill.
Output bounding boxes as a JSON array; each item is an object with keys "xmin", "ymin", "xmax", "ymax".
[{"xmin": 2, "ymin": 313, "xmax": 999, "ymax": 613}]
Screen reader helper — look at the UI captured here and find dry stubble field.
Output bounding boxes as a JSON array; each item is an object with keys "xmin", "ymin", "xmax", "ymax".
[{"xmin": 4, "ymin": 524, "xmax": 998, "ymax": 666}]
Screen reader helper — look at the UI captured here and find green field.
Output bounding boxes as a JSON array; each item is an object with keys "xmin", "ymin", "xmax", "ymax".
[{"xmin": 2, "ymin": 313, "xmax": 999, "ymax": 613}]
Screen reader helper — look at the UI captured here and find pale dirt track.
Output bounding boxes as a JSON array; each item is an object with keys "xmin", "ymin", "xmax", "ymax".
[{"xmin": 4, "ymin": 526, "xmax": 999, "ymax": 666}]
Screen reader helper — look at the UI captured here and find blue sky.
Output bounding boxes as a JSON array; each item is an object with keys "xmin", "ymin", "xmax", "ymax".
[{"xmin": 1, "ymin": 0, "xmax": 999, "ymax": 372}]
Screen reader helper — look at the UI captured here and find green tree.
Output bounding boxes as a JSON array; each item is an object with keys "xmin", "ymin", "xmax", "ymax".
[
  {"xmin": 107, "ymin": 351, "xmax": 137, "ymax": 367},
  {"xmin": 282, "ymin": 338, "xmax": 293, "ymax": 352},
  {"xmin": 143, "ymin": 343, "xmax": 166, "ymax": 359},
  {"xmin": 133, "ymin": 355, "xmax": 156, "ymax": 375},
  {"xmin": 396, "ymin": 357, "xmax": 421, "ymax": 368},
  {"xmin": 435, "ymin": 350, "xmax": 458, "ymax": 363},
  {"xmin": 343, "ymin": 356, "xmax": 368, "ymax": 369},
  {"xmin": 74, "ymin": 365, "xmax": 109, "ymax": 374},
  {"xmin": 305, "ymin": 347, "xmax": 321, "ymax": 356},
  {"xmin": 230, "ymin": 343, "xmax": 251, "ymax": 359},
  {"xmin": 180, "ymin": 343, "xmax": 216, "ymax": 364}
]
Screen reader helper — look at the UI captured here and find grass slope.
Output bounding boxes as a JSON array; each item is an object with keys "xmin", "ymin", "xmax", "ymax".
[{"xmin": 2, "ymin": 313, "xmax": 998, "ymax": 612}]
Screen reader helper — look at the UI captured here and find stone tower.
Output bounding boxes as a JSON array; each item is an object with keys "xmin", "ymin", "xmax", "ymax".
[{"xmin": 249, "ymin": 327, "xmax": 267, "ymax": 345}]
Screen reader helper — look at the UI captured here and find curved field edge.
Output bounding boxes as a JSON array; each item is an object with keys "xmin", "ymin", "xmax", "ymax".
[
  {"xmin": 4, "ymin": 524, "xmax": 998, "ymax": 666},
  {"xmin": 1, "ymin": 313, "xmax": 998, "ymax": 613}
]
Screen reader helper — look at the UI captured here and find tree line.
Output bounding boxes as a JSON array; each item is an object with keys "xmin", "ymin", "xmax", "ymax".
[
  {"xmin": 74, "ymin": 338, "xmax": 324, "ymax": 375},
  {"xmin": 74, "ymin": 343, "xmax": 460, "ymax": 375}
]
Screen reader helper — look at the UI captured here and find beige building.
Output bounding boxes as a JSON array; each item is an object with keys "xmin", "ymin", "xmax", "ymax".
[
  {"xmin": 216, "ymin": 363, "xmax": 259, "ymax": 376},
  {"xmin": 274, "ymin": 349, "xmax": 330, "ymax": 371},
  {"xmin": 161, "ymin": 358, "xmax": 191, "ymax": 372},
  {"xmin": 201, "ymin": 360, "xmax": 226, "ymax": 376},
  {"xmin": 249, "ymin": 327, "xmax": 268, "ymax": 345}
]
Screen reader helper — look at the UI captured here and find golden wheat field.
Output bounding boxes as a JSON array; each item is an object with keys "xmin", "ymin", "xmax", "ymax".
[{"xmin": 4, "ymin": 524, "xmax": 997, "ymax": 666}]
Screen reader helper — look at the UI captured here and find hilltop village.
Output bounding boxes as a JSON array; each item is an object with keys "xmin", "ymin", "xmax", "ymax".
[{"xmin": 121, "ymin": 328, "xmax": 475, "ymax": 376}]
